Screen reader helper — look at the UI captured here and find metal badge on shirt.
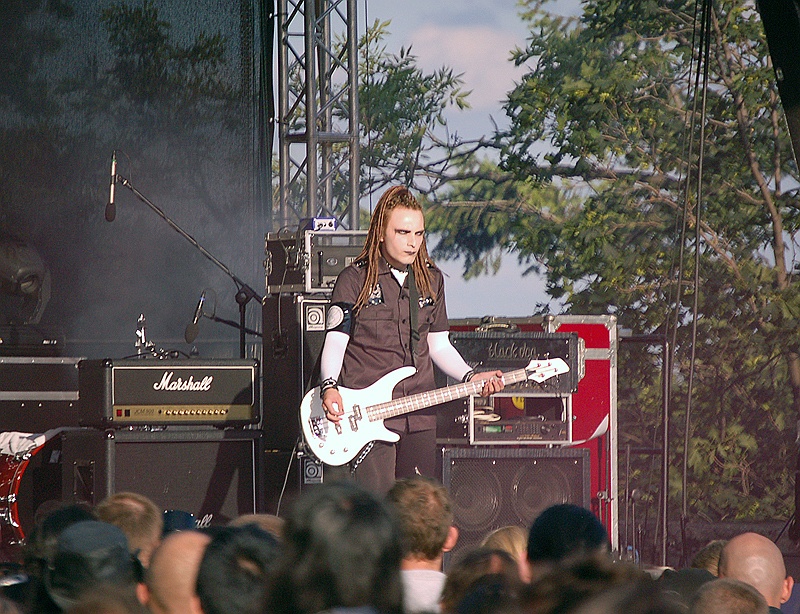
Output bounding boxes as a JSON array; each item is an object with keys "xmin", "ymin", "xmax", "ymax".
[
  {"xmin": 367, "ymin": 283, "xmax": 384, "ymax": 305},
  {"xmin": 419, "ymin": 296, "xmax": 434, "ymax": 308}
]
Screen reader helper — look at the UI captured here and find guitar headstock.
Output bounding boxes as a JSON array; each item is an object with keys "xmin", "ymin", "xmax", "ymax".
[{"xmin": 524, "ymin": 358, "xmax": 570, "ymax": 382}]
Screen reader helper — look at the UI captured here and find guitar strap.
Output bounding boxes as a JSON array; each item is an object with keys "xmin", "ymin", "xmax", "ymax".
[{"xmin": 407, "ymin": 267, "xmax": 420, "ymax": 367}]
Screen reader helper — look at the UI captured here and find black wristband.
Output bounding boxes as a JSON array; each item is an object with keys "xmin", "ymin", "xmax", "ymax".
[
  {"xmin": 461, "ymin": 369, "xmax": 475, "ymax": 383},
  {"xmin": 321, "ymin": 377, "xmax": 339, "ymax": 392}
]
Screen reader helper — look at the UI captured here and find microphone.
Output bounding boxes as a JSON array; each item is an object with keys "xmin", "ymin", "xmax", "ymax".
[
  {"xmin": 184, "ymin": 290, "xmax": 206, "ymax": 344},
  {"xmin": 105, "ymin": 152, "xmax": 117, "ymax": 222}
]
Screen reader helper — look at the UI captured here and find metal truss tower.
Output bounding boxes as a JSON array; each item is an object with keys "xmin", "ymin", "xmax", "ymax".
[{"xmin": 276, "ymin": 0, "xmax": 360, "ymax": 230}]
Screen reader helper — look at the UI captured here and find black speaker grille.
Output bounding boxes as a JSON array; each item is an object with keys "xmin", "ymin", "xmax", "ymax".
[
  {"xmin": 443, "ymin": 447, "xmax": 590, "ymax": 558},
  {"xmin": 449, "ymin": 465, "xmax": 503, "ymax": 531},
  {"xmin": 114, "ymin": 438, "xmax": 256, "ymax": 525}
]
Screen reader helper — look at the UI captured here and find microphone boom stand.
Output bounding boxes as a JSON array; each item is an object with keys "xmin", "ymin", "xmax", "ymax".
[{"xmin": 116, "ymin": 175, "xmax": 263, "ymax": 359}]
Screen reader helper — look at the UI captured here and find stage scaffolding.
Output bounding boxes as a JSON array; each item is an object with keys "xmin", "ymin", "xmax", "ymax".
[{"xmin": 275, "ymin": 0, "xmax": 360, "ymax": 231}]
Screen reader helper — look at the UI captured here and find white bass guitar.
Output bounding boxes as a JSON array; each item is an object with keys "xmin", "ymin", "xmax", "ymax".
[{"xmin": 300, "ymin": 358, "xmax": 569, "ymax": 466}]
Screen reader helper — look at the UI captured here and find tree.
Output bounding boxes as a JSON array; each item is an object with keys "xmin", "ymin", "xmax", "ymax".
[
  {"xmin": 0, "ymin": 0, "xmax": 73, "ymax": 120},
  {"xmin": 357, "ymin": 20, "xmax": 472, "ymax": 198},
  {"xmin": 426, "ymin": 0, "xmax": 799, "ymax": 522}
]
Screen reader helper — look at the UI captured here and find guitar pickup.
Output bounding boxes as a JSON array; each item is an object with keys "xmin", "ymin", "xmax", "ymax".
[
  {"xmin": 309, "ymin": 416, "xmax": 325, "ymax": 437},
  {"xmin": 349, "ymin": 404, "xmax": 362, "ymax": 431}
]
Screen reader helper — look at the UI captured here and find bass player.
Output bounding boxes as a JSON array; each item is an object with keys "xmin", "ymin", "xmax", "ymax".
[{"xmin": 319, "ymin": 185, "xmax": 504, "ymax": 493}]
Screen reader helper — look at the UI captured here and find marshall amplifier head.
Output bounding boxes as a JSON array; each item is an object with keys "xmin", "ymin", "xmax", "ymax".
[{"xmin": 78, "ymin": 358, "xmax": 260, "ymax": 427}]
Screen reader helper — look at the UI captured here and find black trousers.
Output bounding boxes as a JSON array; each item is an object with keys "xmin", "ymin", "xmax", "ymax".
[{"xmin": 325, "ymin": 425, "xmax": 437, "ymax": 494}]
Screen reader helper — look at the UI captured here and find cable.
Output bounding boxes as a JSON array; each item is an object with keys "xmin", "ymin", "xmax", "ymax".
[{"xmin": 275, "ymin": 438, "xmax": 301, "ymax": 516}]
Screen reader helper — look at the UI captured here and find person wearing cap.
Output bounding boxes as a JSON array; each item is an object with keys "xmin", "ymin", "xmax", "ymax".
[{"xmin": 45, "ymin": 520, "xmax": 142, "ymax": 612}]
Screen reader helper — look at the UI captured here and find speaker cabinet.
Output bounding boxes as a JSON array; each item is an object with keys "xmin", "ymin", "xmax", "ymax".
[
  {"xmin": 262, "ymin": 295, "xmax": 329, "ymax": 450},
  {"xmin": 442, "ymin": 447, "xmax": 590, "ymax": 560},
  {"xmin": 58, "ymin": 428, "xmax": 264, "ymax": 526}
]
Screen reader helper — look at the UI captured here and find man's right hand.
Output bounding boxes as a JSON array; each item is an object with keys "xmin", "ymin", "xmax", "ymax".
[{"xmin": 321, "ymin": 387, "xmax": 344, "ymax": 423}]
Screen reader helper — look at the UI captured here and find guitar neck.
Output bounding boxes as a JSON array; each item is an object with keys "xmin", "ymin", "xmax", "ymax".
[{"xmin": 367, "ymin": 368, "xmax": 529, "ymax": 422}]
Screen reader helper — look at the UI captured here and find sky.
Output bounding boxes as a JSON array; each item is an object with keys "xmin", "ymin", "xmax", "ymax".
[{"xmin": 359, "ymin": 0, "xmax": 580, "ymax": 318}]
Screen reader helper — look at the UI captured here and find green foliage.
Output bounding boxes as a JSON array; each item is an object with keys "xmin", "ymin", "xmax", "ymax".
[
  {"xmin": 358, "ymin": 20, "xmax": 472, "ymax": 196},
  {"xmin": 426, "ymin": 0, "xmax": 798, "ymax": 520},
  {"xmin": 0, "ymin": 0, "xmax": 74, "ymax": 119}
]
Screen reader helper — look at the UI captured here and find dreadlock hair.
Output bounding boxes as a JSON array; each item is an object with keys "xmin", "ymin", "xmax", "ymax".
[{"xmin": 354, "ymin": 185, "xmax": 436, "ymax": 312}]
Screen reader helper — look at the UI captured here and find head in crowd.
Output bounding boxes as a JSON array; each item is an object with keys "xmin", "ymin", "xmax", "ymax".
[
  {"xmin": 691, "ymin": 540, "xmax": 728, "ymax": 577},
  {"xmin": 656, "ymin": 567, "xmax": 715, "ymax": 611},
  {"xmin": 570, "ymin": 574, "xmax": 685, "ymax": 614},
  {"xmin": 354, "ymin": 185, "xmax": 435, "ymax": 311},
  {"xmin": 451, "ymin": 572, "xmax": 522, "ymax": 614},
  {"xmin": 24, "ymin": 504, "xmax": 96, "ymax": 578},
  {"xmin": 526, "ymin": 504, "xmax": 609, "ymax": 582},
  {"xmin": 440, "ymin": 548, "xmax": 522, "ymax": 614},
  {"xmin": 0, "ymin": 597, "xmax": 20, "ymax": 614},
  {"xmin": 22, "ymin": 503, "xmax": 97, "ymax": 614},
  {"xmin": 228, "ymin": 513, "xmax": 285, "ymax": 540},
  {"xmin": 386, "ymin": 475, "xmax": 458, "ymax": 562},
  {"xmin": 267, "ymin": 481, "xmax": 404, "ymax": 614},
  {"xmin": 45, "ymin": 520, "xmax": 142, "ymax": 611},
  {"xmin": 141, "ymin": 530, "xmax": 211, "ymax": 614},
  {"xmin": 95, "ymin": 492, "xmax": 164, "ymax": 569},
  {"xmin": 718, "ymin": 532, "xmax": 794, "ymax": 609},
  {"xmin": 520, "ymin": 550, "xmax": 646, "ymax": 614},
  {"xmin": 481, "ymin": 526, "xmax": 529, "ymax": 582},
  {"xmin": 196, "ymin": 525, "xmax": 280, "ymax": 614},
  {"xmin": 689, "ymin": 577, "xmax": 769, "ymax": 614},
  {"xmin": 65, "ymin": 584, "xmax": 149, "ymax": 614}
]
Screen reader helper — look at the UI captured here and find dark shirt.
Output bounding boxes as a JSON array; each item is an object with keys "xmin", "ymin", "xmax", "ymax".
[{"xmin": 330, "ymin": 259, "xmax": 449, "ymax": 430}]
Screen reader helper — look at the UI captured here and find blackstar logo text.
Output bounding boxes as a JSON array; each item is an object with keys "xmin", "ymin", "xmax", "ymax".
[
  {"xmin": 153, "ymin": 372, "xmax": 213, "ymax": 392},
  {"xmin": 486, "ymin": 341, "xmax": 539, "ymax": 360}
]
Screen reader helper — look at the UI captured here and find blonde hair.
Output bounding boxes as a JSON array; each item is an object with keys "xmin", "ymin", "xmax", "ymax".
[
  {"xmin": 481, "ymin": 525, "xmax": 528, "ymax": 562},
  {"xmin": 354, "ymin": 186, "xmax": 435, "ymax": 311}
]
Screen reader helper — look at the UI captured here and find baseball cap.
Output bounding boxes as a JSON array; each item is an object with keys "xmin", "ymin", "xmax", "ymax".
[{"xmin": 45, "ymin": 520, "xmax": 141, "ymax": 609}]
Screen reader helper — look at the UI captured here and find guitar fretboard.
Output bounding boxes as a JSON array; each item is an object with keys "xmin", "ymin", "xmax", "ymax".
[{"xmin": 365, "ymin": 368, "xmax": 531, "ymax": 422}]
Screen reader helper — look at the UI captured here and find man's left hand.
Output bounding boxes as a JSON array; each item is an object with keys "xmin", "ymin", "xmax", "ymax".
[{"xmin": 470, "ymin": 370, "xmax": 505, "ymax": 397}]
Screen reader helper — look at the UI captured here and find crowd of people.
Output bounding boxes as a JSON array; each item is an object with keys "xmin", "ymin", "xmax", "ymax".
[{"xmin": 0, "ymin": 476, "xmax": 795, "ymax": 614}]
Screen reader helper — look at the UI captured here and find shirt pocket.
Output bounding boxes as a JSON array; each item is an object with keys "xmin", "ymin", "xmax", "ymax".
[{"xmin": 356, "ymin": 304, "xmax": 395, "ymax": 340}]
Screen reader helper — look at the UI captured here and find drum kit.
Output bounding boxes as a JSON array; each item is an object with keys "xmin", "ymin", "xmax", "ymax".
[{"xmin": 0, "ymin": 439, "xmax": 61, "ymax": 563}]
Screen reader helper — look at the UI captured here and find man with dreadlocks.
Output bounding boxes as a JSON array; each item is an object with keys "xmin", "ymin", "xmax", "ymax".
[{"xmin": 319, "ymin": 185, "xmax": 504, "ymax": 493}]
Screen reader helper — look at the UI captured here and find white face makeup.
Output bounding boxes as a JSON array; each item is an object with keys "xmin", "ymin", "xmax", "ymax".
[{"xmin": 380, "ymin": 207, "xmax": 425, "ymax": 270}]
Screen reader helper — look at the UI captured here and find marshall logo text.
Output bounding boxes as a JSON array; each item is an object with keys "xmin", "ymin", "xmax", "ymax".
[{"xmin": 153, "ymin": 372, "xmax": 214, "ymax": 392}]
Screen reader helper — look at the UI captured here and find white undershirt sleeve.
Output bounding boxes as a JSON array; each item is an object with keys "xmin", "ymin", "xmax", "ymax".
[
  {"xmin": 428, "ymin": 330, "xmax": 472, "ymax": 381},
  {"xmin": 319, "ymin": 331, "xmax": 349, "ymax": 382}
]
